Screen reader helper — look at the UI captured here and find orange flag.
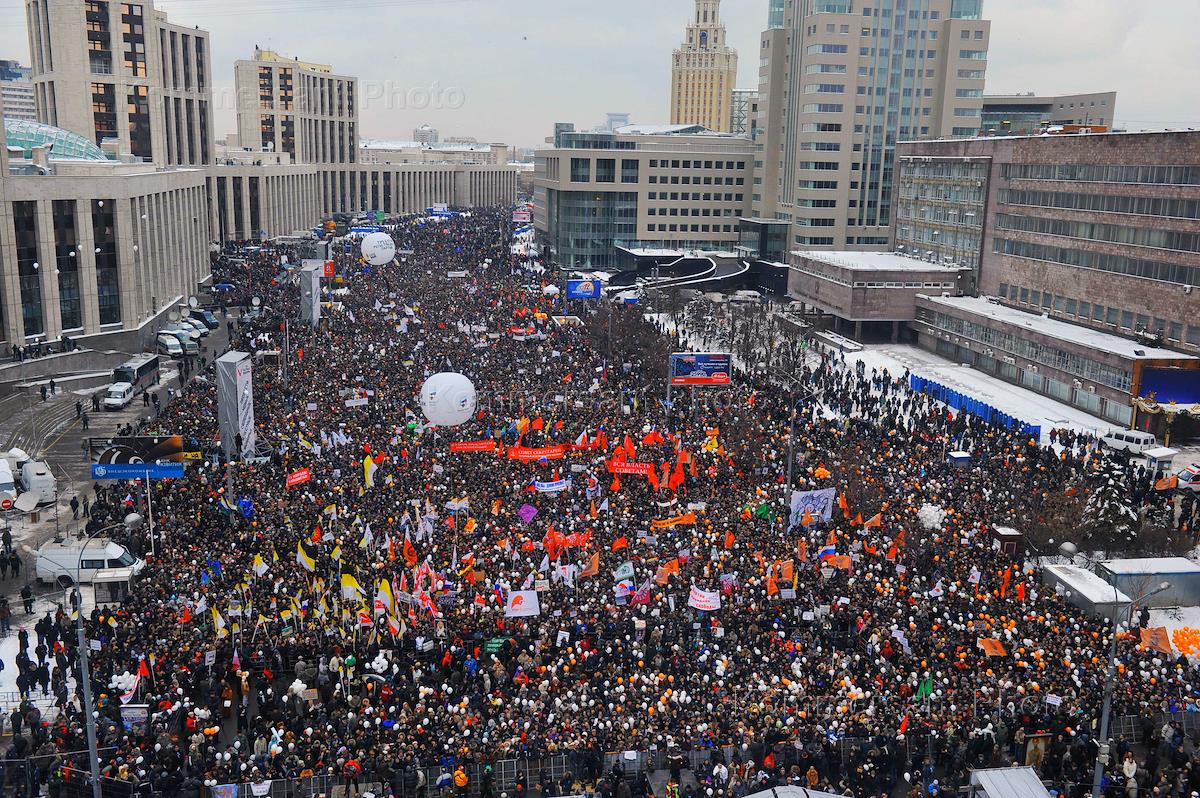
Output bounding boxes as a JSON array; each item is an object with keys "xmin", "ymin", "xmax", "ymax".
[
  {"xmin": 612, "ymin": 536, "xmax": 628, "ymax": 552},
  {"xmin": 724, "ymin": 530, "xmax": 735, "ymax": 550},
  {"xmin": 589, "ymin": 501, "xmax": 598, "ymax": 520},
  {"xmin": 864, "ymin": 513, "xmax": 882, "ymax": 529},
  {"xmin": 766, "ymin": 573, "xmax": 779, "ymax": 596},
  {"xmin": 491, "ymin": 498, "xmax": 502, "ymax": 516},
  {"xmin": 780, "ymin": 560, "xmax": 794, "ymax": 581},
  {"xmin": 801, "ymin": 509, "xmax": 814, "ymax": 527},
  {"xmin": 581, "ymin": 551, "xmax": 600, "ymax": 578},
  {"xmin": 403, "ymin": 535, "xmax": 417, "ymax": 567},
  {"xmin": 1139, "ymin": 627, "xmax": 1173, "ymax": 656},
  {"xmin": 796, "ymin": 538, "xmax": 808, "ymax": 562},
  {"xmin": 999, "ymin": 566, "xmax": 1012, "ymax": 598},
  {"xmin": 851, "ymin": 512, "xmax": 864, "ymax": 527},
  {"xmin": 837, "ymin": 493, "xmax": 849, "ymax": 518},
  {"xmin": 978, "ymin": 638, "xmax": 1007, "ymax": 657}
]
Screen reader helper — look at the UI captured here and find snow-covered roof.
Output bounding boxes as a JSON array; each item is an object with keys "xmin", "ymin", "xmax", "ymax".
[
  {"xmin": 1044, "ymin": 564, "xmax": 1132, "ymax": 606},
  {"xmin": 1101, "ymin": 558, "xmax": 1200, "ymax": 575},
  {"xmin": 919, "ymin": 295, "xmax": 1197, "ymax": 362},
  {"xmin": 360, "ymin": 139, "xmax": 498, "ymax": 153},
  {"xmin": 791, "ymin": 250, "xmax": 962, "ymax": 273},
  {"xmin": 612, "ymin": 123, "xmax": 743, "ymax": 138}
]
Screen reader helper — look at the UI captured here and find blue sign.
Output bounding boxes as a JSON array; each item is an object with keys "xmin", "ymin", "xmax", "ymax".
[
  {"xmin": 91, "ymin": 463, "xmax": 185, "ymax": 480},
  {"xmin": 566, "ymin": 280, "xmax": 602, "ymax": 300},
  {"xmin": 669, "ymin": 353, "xmax": 733, "ymax": 387}
]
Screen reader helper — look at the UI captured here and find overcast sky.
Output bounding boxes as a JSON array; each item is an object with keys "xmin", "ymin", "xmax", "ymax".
[{"xmin": 1, "ymin": 0, "xmax": 1197, "ymax": 149}]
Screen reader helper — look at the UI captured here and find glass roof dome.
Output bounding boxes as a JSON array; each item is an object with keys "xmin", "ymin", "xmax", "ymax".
[{"xmin": 4, "ymin": 118, "xmax": 111, "ymax": 161}]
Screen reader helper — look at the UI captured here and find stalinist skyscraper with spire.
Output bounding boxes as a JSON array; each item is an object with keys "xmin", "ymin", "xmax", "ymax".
[{"xmin": 670, "ymin": 0, "xmax": 738, "ymax": 132}]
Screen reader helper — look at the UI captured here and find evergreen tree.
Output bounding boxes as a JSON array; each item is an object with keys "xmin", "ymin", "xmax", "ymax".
[{"xmin": 1080, "ymin": 456, "xmax": 1139, "ymax": 550}]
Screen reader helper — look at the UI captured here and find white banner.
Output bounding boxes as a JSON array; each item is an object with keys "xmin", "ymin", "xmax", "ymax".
[
  {"xmin": 788, "ymin": 487, "xmax": 836, "ymax": 528},
  {"xmin": 504, "ymin": 589, "xmax": 541, "ymax": 618},
  {"xmin": 687, "ymin": 585, "xmax": 722, "ymax": 611}
]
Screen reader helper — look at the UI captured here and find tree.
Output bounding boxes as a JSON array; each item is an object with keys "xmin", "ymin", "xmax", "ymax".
[{"xmin": 1079, "ymin": 456, "xmax": 1139, "ymax": 550}]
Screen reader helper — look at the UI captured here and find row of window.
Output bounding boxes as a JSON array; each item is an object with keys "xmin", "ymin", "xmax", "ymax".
[
  {"xmin": 918, "ymin": 309, "xmax": 1133, "ymax": 392},
  {"xmin": 647, "ymin": 208, "xmax": 740, "ymax": 218},
  {"xmin": 649, "ymin": 224, "xmax": 735, "ymax": 234},
  {"xmin": 999, "ymin": 188, "xmax": 1200, "ymax": 221},
  {"xmin": 1002, "ymin": 163, "xmax": 1200, "ymax": 186},
  {"xmin": 648, "ymin": 159, "xmax": 746, "ymax": 170},
  {"xmin": 997, "ymin": 284, "xmax": 1200, "ymax": 349},
  {"xmin": 648, "ymin": 191, "xmax": 745, "ymax": 202},
  {"xmin": 994, "ymin": 237, "xmax": 1200, "ymax": 288},
  {"xmin": 996, "ymin": 212, "xmax": 1200, "ymax": 254},
  {"xmin": 649, "ymin": 175, "xmax": 745, "ymax": 186}
]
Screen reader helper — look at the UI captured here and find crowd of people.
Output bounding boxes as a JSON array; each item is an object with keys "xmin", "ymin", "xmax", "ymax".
[{"xmin": 6, "ymin": 208, "xmax": 1199, "ymax": 798}]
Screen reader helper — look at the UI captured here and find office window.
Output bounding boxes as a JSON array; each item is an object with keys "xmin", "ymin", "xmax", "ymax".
[
  {"xmin": 595, "ymin": 158, "xmax": 616, "ymax": 183},
  {"xmin": 570, "ymin": 158, "xmax": 590, "ymax": 182}
]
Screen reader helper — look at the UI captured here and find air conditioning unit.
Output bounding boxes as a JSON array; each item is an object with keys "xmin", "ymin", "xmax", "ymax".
[
  {"xmin": 1087, "ymin": 385, "xmax": 1096, "ymax": 394},
  {"xmin": 1186, "ymin": 285, "xmax": 1194, "ymax": 295}
]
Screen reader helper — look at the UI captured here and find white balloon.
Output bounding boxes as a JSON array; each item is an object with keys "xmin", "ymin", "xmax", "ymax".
[
  {"xmin": 360, "ymin": 232, "xmax": 397, "ymax": 266},
  {"xmin": 419, "ymin": 372, "xmax": 477, "ymax": 428},
  {"xmin": 542, "ymin": 285, "xmax": 560, "ymax": 297}
]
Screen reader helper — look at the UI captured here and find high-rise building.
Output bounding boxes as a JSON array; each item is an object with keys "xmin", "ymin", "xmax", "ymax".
[
  {"xmin": 730, "ymin": 89, "xmax": 755, "ymax": 137},
  {"xmin": 25, "ymin": 0, "xmax": 213, "ymax": 167},
  {"xmin": 0, "ymin": 60, "xmax": 36, "ymax": 122},
  {"xmin": 413, "ymin": 123, "xmax": 439, "ymax": 145},
  {"xmin": 670, "ymin": 0, "xmax": 738, "ymax": 133},
  {"xmin": 980, "ymin": 91, "xmax": 1117, "ymax": 136},
  {"xmin": 534, "ymin": 124, "xmax": 754, "ymax": 267},
  {"xmin": 234, "ymin": 47, "xmax": 357, "ymax": 164},
  {"xmin": 754, "ymin": 0, "xmax": 990, "ymax": 251}
]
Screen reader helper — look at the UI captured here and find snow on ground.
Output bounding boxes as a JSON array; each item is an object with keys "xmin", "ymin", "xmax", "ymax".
[
  {"xmin": 848, "ymin": 344, "xmax": 1111, "ymax": 445},
  {"xmin": 1149, "ymin": 605, "xmax": 1200, "ymax": 659}
]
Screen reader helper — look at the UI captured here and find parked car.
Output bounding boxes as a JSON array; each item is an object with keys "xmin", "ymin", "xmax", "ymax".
[
  {"xmin": 35, "ymin": 537, "xmax": 144, "ymax": 587},
  {"xmin": 102, "ymin": 382, "xmax": 135, "ymax": 410},
  {"xmin": 156, "ymin": 334, "xmax": 183, "ymax": 358},
  {"xmin": 190, "ymin": 308, "xmax": 220, "ymax": 330},
  {"xmin": 1100, "ymin": 429, "xmax": 1158, "ymax": 454},
  {"xmin": 161, "ymin": 329, "xmax": 199, "ymax": 356}
]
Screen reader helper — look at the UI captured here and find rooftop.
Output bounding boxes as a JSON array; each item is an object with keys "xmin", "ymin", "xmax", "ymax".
[
  {"xmin": 1044, "ymin": 564, "xmax": 1132, "ymax": 606},
  {"xmin": 613, "ymin": 123, "xmax": 740, "ymax": 137},
  {"xmin": 920, "ymin": 295, "xmax": 1196, "ymax": 361},
  {"xmin": 791, "ymin": 250, "xmax": 962, "ymax": 273},
  {"xmin": 4, "ymin": 118, "xmax": 110, "ymax": 161},
  {"xmin": 1100, "ymin": 557, "xmax": 1200, "ymax": 575},
  {"xmin": 360, "ymin": 139, "xmax": 498, "ymax": 152}
]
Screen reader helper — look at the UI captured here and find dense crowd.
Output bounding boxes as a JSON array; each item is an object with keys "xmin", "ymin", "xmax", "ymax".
[{"xmin": 7, "ymin": 208, "xmax": 1200, "ymax": 798}]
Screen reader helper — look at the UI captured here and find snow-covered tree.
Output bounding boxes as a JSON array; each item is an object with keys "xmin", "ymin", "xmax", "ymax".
[{"xmin": 1080, "ymin": 456, "xmax": 1139, "ymax": 549}]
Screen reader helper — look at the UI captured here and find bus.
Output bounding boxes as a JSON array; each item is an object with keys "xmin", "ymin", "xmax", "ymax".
[{"xmin": 112, "ymin": 354, "xmax": 160, "ymax": 395}]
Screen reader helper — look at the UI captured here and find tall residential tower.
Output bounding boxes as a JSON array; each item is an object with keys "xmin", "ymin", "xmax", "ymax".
[
  {"xmin": 670, "ymin": 0, "xmax": 738, "ymax": 133},
  {"xmin": 754, "ymin": 0, "xmax": 990, "ymax": 250}
]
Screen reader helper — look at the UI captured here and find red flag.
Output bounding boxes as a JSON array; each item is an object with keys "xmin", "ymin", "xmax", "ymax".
[
  {"xmin": 898, "ymin": 715, "xmax": 909, "ymax": 734},
  {"xmin": 178, "ymin": 607, "xmax": 191, "ymax": 624},
  {"xmin": 623, "ymin": 435, "xmax": 635, "ymax": 460},
  {"xmin": 137, "ymin": 657, "xmax": 150, "ymax": 678},
  {"xmin": 1015, "ymin": 582, "xmax": 1026, "ymax": 602},
  {"xmin": 610, "ymin": 475, "xmax": 621, "ymax": 492},
  {"xmin": 403, "ymin": 536, "xmax": 418, "ymax": 568},
  {"xmin": 668, "ymin": 461, "xmax": 685, "ymax": 491},
  {"xmin": 724, "ymin": 530, "xmax": 735, "ymax": 550},
  {"xmin": 612, "ymin": 536, "xmax": 628, "ymax": 552},
  {"xmin": 1000, "ymin": 566, "xmax": 1012, "ymax": 598}
]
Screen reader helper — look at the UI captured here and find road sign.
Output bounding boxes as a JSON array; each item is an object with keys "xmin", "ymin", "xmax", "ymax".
[
  {"xmin": 0, "ymin": 498, "xmax": 12, "ymax": 511},
  {"xmin": 669, "ymin": 353, "xmax": 733, "ymax": 387},
  {"xmin": 91, "ymin": 463, "xmax": 185, "ymax": 480}
]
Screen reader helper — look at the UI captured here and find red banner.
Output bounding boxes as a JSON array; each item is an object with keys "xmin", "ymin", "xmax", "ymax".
[
  {"xmin": 507, "ymin": 445, "xmax": 566, "ymax": 461},
  {"xmin": 450, "ymin": 440, "xmax": 498, "ymax": 453},
  {"xmin": 286, "ymin": 468, "xmax": 312, "ymax": 489},
  {"xmin": 607, "ymin": 461, "xmax": 657, "ymax": 476},
  {"xmin": 322, "ymin": 261, "xmax": 335, "ymax": 278}
]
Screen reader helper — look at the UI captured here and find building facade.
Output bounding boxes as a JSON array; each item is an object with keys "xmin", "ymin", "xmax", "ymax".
[
  {"xmin": 754, "ymin": 0, "xmax": 990, "ymax": 251},
  {"xmin": 533, "ymin": 125, "xmax": 754, "ymax": 267},
  {"xmin": 359, "ymin": 140, "xmax": 508, "ymax": 166},
  {"xmin": 670, "ymin": 0, "xmax": 738, "ymax": 133},
  {"xmin": 897, "ymin": 131, "xmax": 1200, "ymax": 354},
  {"xmin": 25, "ymin": 0, "xmax": 212, "ymax": 167},
  {"xmin": 981, "ymin": 91, "xmax": 1116, "ymax": 136},
  {"xmin": 0, "ymin": 60, "xmax": 37, "ymax": 122},
  {"xmin": 412, "ymin": 124, "xmax": 439, "ymax": 145},
  {"xmin": 234, "ymin": 48, "xmax": 357, "ymax": 165},
  {"xmin": 730, "ymin": 89, "xmax": 755, "ymax": 137}
]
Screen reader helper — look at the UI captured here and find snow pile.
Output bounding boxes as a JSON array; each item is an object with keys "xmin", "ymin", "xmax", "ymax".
[{"xmin": 918, "ymin": 504, "xmax": 947, "ymax": 531}]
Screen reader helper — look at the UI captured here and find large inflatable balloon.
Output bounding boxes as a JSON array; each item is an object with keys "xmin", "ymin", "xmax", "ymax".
[
  {"xmin": 360, "ymin": 232, "xmax": 397, "ymax": 266},
  {"xmin": 419, "ymin": 372, "xmax": 477, "ymax": 427}
]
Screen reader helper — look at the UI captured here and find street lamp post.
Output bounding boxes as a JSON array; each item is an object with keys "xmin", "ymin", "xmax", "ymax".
[
  {"xmin": 1058, "ymin": 541, "xmax": 1171, "ymax": 798},
  {"xmin": 72, "ymin": 515, "xmax": 140, "ymax": 798}
]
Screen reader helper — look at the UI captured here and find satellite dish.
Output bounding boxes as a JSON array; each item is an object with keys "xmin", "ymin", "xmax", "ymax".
[
  {"xmin": 188, "ymin": 296, "xmax": 199, "ymax": 309},
  {"xmin": 168, "ymin": 310, "xmax": 180, "ymax": 322},
  {"xmin": 252, "ymin": 296, "xmax": 262, "ymax": 308}
]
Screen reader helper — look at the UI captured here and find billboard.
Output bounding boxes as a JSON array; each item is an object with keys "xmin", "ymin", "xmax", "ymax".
[
  {"xmin": 300, "ymin": 261, "xmax": 323, "ymax": 327},
  {"xmin": 1138, "ymin": 366, "xmax": 1200, "ymax": 405},
  {"xmin": 512, "ymin": 210, "xmax": 531, "ymax": 224},
  {"xmin": 90, "ymin": 435, "xmax": 191, "ymax": 464},
  {"xmin": 92, "ymin": 463, "xmax": 185, "ymax": 480},
  {"xmin": 216, "ymin": 352, "xmax": 256, "ymax": 461},
  {"xmin": 566, "ymin": 280, "xmax": 602, "ymax": 300},
  {"xmin": 669, "ymin": 353, "xmax": 732, "ymax": 386}
]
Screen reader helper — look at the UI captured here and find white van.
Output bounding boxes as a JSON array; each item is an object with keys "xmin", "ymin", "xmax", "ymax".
[
  {"xmin": 19, "ymin": 460, "xmax": 55, "ymax": 506},
  {"xmin": 1101, "ymin": 429, "xmax": 1158, "ymax": 454},
  {"xmin": 35, "ymin": 537, "xmax": 144, "ymax": 587},
  {"xmin": 0, "ymin": 460, "xmax": 15, "ymax": 503},
  {"xmin": 102, "ymin": 382, "xmax": 135, "ymax": 410},
  {"xmin": 157, "ymin": 333, "xmax": 183, "ymax": 358},
  {"xmin": 162, "ymin": 328, "xmax": 200, "ymax": 356}
]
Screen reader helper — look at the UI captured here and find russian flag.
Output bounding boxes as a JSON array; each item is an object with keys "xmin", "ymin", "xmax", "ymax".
[{"xmin": 817, "ymin": 545, "xmax": 837, "ymax": 561}]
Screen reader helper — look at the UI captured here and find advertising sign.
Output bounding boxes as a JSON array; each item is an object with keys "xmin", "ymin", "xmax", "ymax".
[
  {"xmin": 91, "ymin": 463, "xmax": 185, "ymax": 480},
  {"xmin": 512, "ymin": 210, "xmax": 531, "ymax": 224},
  {"xmin": 669, "ymin": 353, "xmax": 732, "ymax": 387},
  {"xmin": 91, "ymin": 435, "xmax": 188, "ymax": 464},
  {"xmin": 566, "ymin": 280, "xmax": 602, "ymax": 300},
  {"xmin": 216, "ymin": 352, "xmax": 256, "ymax": 461}
]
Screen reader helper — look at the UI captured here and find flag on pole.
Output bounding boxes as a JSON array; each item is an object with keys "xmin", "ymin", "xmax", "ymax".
[
  {"xmin": 251, "ymin": 554, "xmax": 268, "ymax": 577},
  {"xmin": 296, "ymin": 542, "xmax": 316, "ymax": 573},
  {"xmin": 341, "ymin": 574, "xmax": 365, "ymax": 600}
]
